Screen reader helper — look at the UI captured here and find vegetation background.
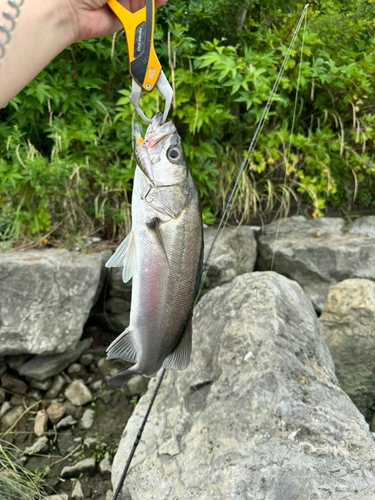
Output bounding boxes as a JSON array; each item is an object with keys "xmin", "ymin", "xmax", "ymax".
[{"xmin": 1, "ymin": 0, "xmax": 375, "ymax": 247}]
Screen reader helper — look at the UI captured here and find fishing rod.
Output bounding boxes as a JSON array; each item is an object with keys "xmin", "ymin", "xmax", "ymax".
[
  {"xmin": 0, "ymin": 0, "xmax": 24, "ymax": 61},
  {"xmin": 112, "ymin": 5, "xmax": 309, "ymax": 499}
]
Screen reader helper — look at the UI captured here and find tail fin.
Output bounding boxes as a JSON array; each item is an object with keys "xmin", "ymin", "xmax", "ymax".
[{"xmin": 108, "ymin": 367, "xmax": 141, "ymax": 388}]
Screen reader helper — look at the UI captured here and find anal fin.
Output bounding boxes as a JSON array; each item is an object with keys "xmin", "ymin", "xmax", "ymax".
[
  {"xmin": 163, "ymin": 317, "xmax": 192, "ymax": 371},
  {"xmin": 106, "ymin": 328, "xmax": 137, "ymax": 363},
  {"xmin": 108, "ymin": 367, "xmax": 141, "ymax": 387}
]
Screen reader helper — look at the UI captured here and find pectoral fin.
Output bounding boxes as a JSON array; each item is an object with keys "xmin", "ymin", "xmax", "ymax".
[
  {"xmin": 146, "ymin": 217, "xmax": 169, "ymax": 265},
  {"xmin": 105, "ymin": 230, "xmax": 136, "ymax": 283},
  {"xmin": 163, "ymin": 318, "xmax": 192, "ymax": 371}
]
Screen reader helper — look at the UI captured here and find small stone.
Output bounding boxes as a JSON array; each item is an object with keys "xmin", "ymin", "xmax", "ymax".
[
  {"xmin": 56, "ymin": 415, "xmax": 77, "ymax": 429},
  {"xmin": 97, "ymin": 390, "xmax": 113, "ymax": 405},
  {"xmin": 90, "ymin": 380, "xmax": 103, "ymax": 391},
  {"xmin": 98, "ymin": 358, "xmax": 112, "ymax": 375},
  {"xmin": 83, "ymin": 437, "xmax": 97, "ymax": 448},
  {"xmin": 57, "ymin": 430, "xmax": 82, "ymax": 456},
  {"xmin": 61, "ymin": 371, "xmax": 72, "ymax": 384},
  {"xmin": 0, "ymin": 388, "xmax": 5, "ymax": 404},
  {"xmin": 10, "ymin": 394, "xmax": 23, "ymax": 406},
  {"xmin": 6, "ymin": 354, "xmax": 32, "ymax": 371},
  {"xmin": 30, "ymin": 378, "xmax": 52, "ymax": 391},
  {"xmin": 67, "ymin": 363, "xmax": 82, "ymax": 375},
  {"xmin": 61, "ymin": 457, "xmax": 96, "ymax": 478},
  {"xmin": 65, "ymin": 380, "xmax": 92, "ymax": 406},
  {"xmin": 18, "ymin": 338, "xmax": 93, "ymax": 381},
  {"xmin": 80, "ymin": 353, "xmax": 93, "ymax": 367},
  {"xmin": 79, "ymin": 408, "xmax": 95, "ymax": 430},
  {"xmin": 125, "ymin": 377, "xmax": 149, "ymax": 397},
  {"xmin": 89, "ymin": 363, "xmax": 97, "ymax": 373},
  {"xmin": 1, "ymin": 405, "xmax": 23, "ymax": 428},
  {"xmin": 42, "ymin": 495, "xmax": 68, "ymax": 500},
  {"xmin": 1, "ymin": 373, "xmax": 28, "ymax": 394},
  {"xmin": 99, "ymin": 451, "xmax": 112, "ymax": 479},
  {"xmin": 62, "ymin": 400, "xmax": 76, "ymax": 416},
  {"xmin": 24, "ymin": 436, "xmax": 49, "ymax": 455},
  {"xmin": 46, "ymin": 402, "xmax": 65, "ymax": 424},
  {"xmin": 106, "ymin": 490, "xmax": 113, "ymax": 500},
  {"xmin": 72, "ymin": 480, "xmax": 85, "ymax": 500},
  {"xmin": 0, "ymin": 401, "xmax": 11, "ymax": 418},
  {"xmin": 27, "ymin": 389, "xmax": 42, "ymax": 401},
  {"xmin": 34, "ymin": 410, "xmax": 48, "ymax": 437},
  {"xmin": 74, "ymin": 406, "xmax": 84, "ymax": 420},
  {"xmin": 46, "ymin": 374, "xmax": 65, "ymax": 399}
]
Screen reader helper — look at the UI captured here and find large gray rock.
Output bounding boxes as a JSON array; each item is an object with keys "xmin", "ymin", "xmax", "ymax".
[
  {"xmin": 202, "ymin": 226, "xmax": 257, "ymax": 291},
  {"xmin": 257, "ymin": 215, "xmax": 375, "ymax": 311},
  {"xmin": 0, "ymin": 250, "xmax": 103, "ymax": 356},
  {"xmin": 112, "ymin": 272, "xmax": 375, "ymax": 499},
  {"xmin": 320, "ymin": 279, "xmax": 375, "ymax": 421}
]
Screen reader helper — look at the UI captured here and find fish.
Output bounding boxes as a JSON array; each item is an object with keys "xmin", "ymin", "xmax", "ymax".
[{"xmin": 105, "ymin": 112, "xmax": 203, "ymax": 387}]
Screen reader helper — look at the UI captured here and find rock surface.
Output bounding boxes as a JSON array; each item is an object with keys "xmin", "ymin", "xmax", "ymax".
[
  {"xmin": 320, "ymin": 279, "xmax": 375, "ymax": 421},
  {"xmin": 202, "ymin": 226, "xmax": 257, "ymax": 291},
  {"xmin": 113, "ymin": 272, "xmax": 375, "ymax": 499},
  {"xmin": 18, "ymin": 338, "xmax": 93, "ymax": 381},
  {"xmin": 0, "ymin": 250, "xmax": 102, "ymax": 356},
  {"xmin": 257, "ymin": 215, "xmax": 375, "ymax": 311}
]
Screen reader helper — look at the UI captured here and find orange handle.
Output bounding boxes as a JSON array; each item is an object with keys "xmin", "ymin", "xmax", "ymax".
[{"xmin": 107, "ymin": 0, "xmax": 162, "ymax": 92}]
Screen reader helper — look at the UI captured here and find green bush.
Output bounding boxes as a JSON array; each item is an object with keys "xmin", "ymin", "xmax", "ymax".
[{"xmin": 1, "ymin": 0, "xmax": 375, "ymax": 244}]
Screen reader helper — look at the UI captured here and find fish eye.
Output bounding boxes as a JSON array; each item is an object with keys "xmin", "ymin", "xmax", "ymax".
[{"xmin": 167, "ymin": 147, "xmax": 182, "ymax": 162}]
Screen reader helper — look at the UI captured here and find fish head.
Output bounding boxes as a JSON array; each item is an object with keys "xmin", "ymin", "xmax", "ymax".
[{"xmin": 134, "ymin": 113, "xmax": 188, "ymax": 186}]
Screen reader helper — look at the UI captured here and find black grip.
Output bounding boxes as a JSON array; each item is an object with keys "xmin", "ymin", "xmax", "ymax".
[{"xmin": 130, "ymin": 0, "xmax": 153, "ymax": 86}]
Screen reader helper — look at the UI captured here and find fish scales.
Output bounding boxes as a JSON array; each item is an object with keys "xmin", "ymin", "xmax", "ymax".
[{"xmin": 105, "ymin": 113, "xmax": 203, "ymax": 386}]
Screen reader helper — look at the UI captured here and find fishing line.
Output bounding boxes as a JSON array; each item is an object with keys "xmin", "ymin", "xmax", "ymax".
[
  {"xmin": 112, "ymin": 6, "xmax": 309, "ymax": 499},
  {"xmin": 112, "ymin": 367, "xmax": 166, "ymax": 500},
  {"xmin": 270, "ymin": 8, "xmax": 308, "ymax": 271},
  {"xmin": 201, "ymin": 4, "xmax": 310, "ymax": 292}
]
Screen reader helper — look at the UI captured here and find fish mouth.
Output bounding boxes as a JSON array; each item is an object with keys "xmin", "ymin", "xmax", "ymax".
[{"xmin": 145, "ymin": 112, "xmax": 177, "ymax": 155}]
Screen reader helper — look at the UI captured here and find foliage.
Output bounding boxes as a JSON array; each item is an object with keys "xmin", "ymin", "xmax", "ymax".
[
  {"xmin": 1, "ymin": 0, "xmax": 375, "ymax": 243},
  {"xmin": 0, "ymin": 443, "xmax": 49, "ymax": 499}
]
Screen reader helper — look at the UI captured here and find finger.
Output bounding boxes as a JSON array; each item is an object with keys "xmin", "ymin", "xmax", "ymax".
[{"xmin": 119, "ymin": 0, "xmax": 169, "ymax": 13}]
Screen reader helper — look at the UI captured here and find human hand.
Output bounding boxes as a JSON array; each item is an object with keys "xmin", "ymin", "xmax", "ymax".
[{"xmin": 66, "ymin": 0, "xmax": 169, "ymax": 42}]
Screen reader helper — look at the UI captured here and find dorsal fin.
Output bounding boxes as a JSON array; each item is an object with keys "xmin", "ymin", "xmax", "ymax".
[{"xmin": 163, "ymin": 317, "xmax": 192, "ymax": 371}]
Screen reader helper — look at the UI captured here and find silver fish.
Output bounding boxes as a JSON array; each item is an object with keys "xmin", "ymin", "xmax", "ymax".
[{"xmin": 105, "ymin": 113, "xmax": 203, "ymax": 386}]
